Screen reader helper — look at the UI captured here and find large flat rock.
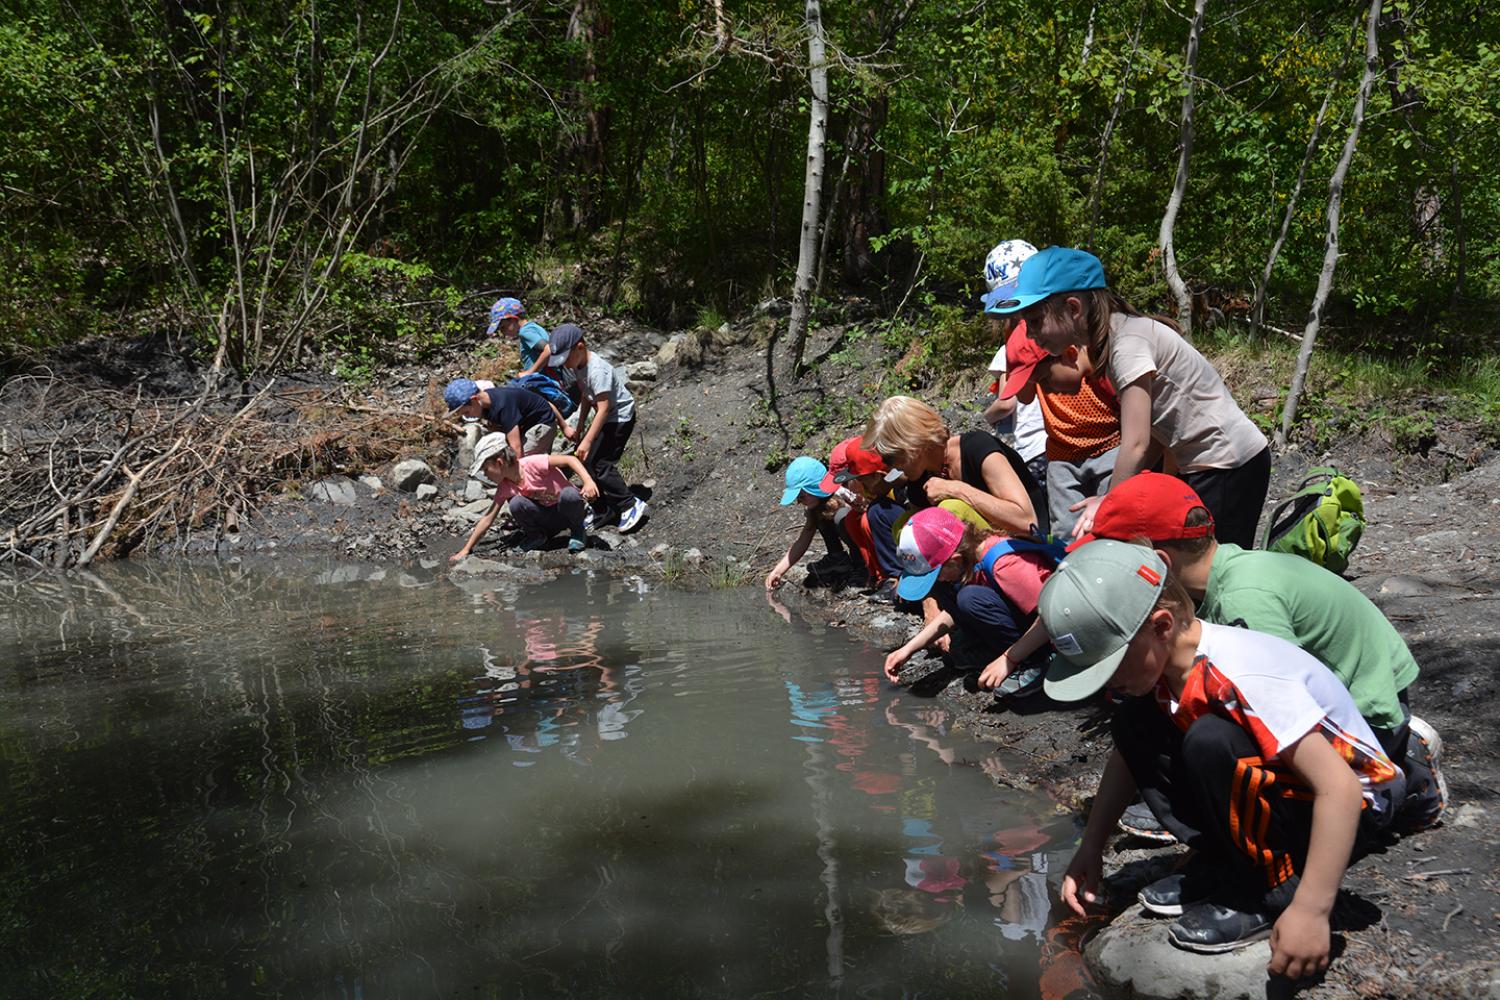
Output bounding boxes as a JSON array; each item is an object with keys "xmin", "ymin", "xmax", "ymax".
[{"xmin": 1085, "ymin": 903, "xmax": 1276, "ymax": 1000}]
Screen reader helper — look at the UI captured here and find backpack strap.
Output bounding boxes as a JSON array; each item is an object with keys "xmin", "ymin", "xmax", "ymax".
[
  {"xmin": 1259, "ymin": 468, "xmax": 1343, "ymax": 550},
  {"xmin": 977, "ymin": 534, "xmax": 1068, "ymax": 582}
]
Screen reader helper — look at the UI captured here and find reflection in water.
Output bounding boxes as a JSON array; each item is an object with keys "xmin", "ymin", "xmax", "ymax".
[{"xmin": 0, "ymin": 559, "xmax": 1084, "ymax": 999}]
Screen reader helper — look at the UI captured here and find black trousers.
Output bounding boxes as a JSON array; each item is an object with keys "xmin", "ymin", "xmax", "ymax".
[
  {"xmin": 1183, "ymin": 446, "xmax": 1272, "ymax": 549},
  {"xmin": 585, "ymin": 418, "xmax": 636, "ymax": 521},
  {"xmin": 1112, "ymin": 698, "xmax": 1398, "ymax": 908}
]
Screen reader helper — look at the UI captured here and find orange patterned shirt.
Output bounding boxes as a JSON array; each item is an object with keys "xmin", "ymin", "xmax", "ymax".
[{"xmin": 1037, "ymin": 377, "xmax": 1120, "ymax": 463}]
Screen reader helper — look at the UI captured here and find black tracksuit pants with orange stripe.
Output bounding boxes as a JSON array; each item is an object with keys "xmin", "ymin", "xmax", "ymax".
[{"xmin": 1112, "ymin": 698, "xmax": 1397, "ymax": 910}]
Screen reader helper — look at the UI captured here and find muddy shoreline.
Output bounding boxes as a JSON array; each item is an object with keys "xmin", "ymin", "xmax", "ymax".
[{"xmin": 5, "ymin": 317, "xmax": 1499, "ymax": 994}]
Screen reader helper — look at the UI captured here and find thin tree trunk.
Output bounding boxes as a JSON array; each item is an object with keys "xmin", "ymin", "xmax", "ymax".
[
  {"xmin": 1080, "ymin": 0, "xmax": 1099, "ymax": 66},
  {"xmin": 816, "ymin": 133, "xmax": 851, "ymax": 298},
  {"xmin": 1158, "ymin": 0, "xmax": 1208, "ymax": 337},
  {"xmin": 1086, "ymin": 1, "xmax": 1146, "ymax": 248},
  {"xmin": 1252, "ymin": 48, "xmax": 1345, "ymax": 337},
  {"xmin": 788, "ymin": 0, "xmax": 829, "ymax": 375},
  {"xmin": 1277, "ymin": 0, "xmax": 1382, "ymax": 451}
]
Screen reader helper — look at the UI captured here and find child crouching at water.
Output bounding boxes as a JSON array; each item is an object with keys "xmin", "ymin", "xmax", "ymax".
[
  {"xmin": 452, "ymin": 433, "xmax": 598, "ymax": 560},
  {"xmin": 882, "ymin": 507, "xmax": 1061, "ymax": 699},
  {"xmin": 765, "ymin": 456, "xmax": 859, "ymax": 590}
]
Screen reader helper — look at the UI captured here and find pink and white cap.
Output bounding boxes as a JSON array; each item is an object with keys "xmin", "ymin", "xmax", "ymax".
[{"xmin": 895, "ymin": 507, "xmax": 966, "ymax": 600}]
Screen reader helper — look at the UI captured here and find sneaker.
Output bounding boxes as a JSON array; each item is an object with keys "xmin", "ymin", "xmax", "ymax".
[
  {"xmin": 583, "ymin": 507, "xmax": 597, "ymax": 533},
  {"xmin": 1119, "ymin": 800, "xmax": 1177, "ymax": 843},
  {"xmin": 617, "ymin": 497, "xmax": 649, "ymax": 533},
  {"xmin": 995, "ymin": 663, "xmax": 1045, "ymax": 699},
  {"xmin": 1399, "ymin": 715, "xmax": 1449, "ymax": 831},
  {"xmin": 1168, "ymin": 901, "xmax": 1273, "ymax": 953},
  {"xmin": 1138, "ymin": 855, "xmax": 1214, "ymax": 916},
  {"xmin": 568, "ymin": 529, "xmax": 588, "ymax": 553}
]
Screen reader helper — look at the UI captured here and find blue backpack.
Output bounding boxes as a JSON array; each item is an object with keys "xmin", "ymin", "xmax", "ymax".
[
  {"xmin": 976, "ymin": 534, "xmax": 1069, "ymax": 584},
  {"xmin": 508, "ymin": 372, "xmax": 577, "ymax": 418}
]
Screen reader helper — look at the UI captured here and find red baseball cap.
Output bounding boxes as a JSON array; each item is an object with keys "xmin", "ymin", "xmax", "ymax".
[
  {"xmin": 999, "ymin": 320, "xmax": 1049, "ymax": 400},
  {"xmin": 821, "ymin": 435, "xmax": 888, "ymax": 493},
  {"xmin": 1071, "ymin": 472, "xmax": 1216, "ymax": 550}
]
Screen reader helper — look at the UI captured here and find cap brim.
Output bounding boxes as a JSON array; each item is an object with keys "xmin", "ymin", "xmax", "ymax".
[
  {"xmin": 818, "ymin": 471, "xmax": 839, "ymax": 495},
  {"xmin": 1042, "ymin": 645, "xmax": 1128, "ymax": 702},
  {"xmin": 896, "ymin": 568, "xmax": 940, "ymax": 601},
  {"xmin": 979, "ymin": 282, "xmax": 1020, "ymax": 310},
  {"xmin": 779, "ymin": 485, "xmax": 802, "ymax": 505},
  {"xmin": 984, "ymin": 291, "xmax": 1050, "ymax": 316},
  {"xmin": 1000, "ymin": 361, "xmax": 1039, "ymax": 399},
  {"xmin": 1065, "ymin": 532, "xmax": 1098, "ymax": 553},
  {"xmin": 485, "ymin": 320, "xmax": 500, "ymax": 337},
  {"xmin": 546, "ymin": 352, "xmax": 568, "ymax": 367}
]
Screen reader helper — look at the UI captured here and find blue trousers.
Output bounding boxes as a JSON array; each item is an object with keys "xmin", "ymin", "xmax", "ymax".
[
  {"xmin": 864, "ymin": 497, "xmax": 908, "ymax": 579},
  {"xmin": 951, "ymin": 584, "xmax": 1031, "ymax": 654}
]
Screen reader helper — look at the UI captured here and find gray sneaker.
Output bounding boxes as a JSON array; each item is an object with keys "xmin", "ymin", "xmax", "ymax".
[{"xmin": 995, "ymin": 663, "xmax": 1045, "ymax": 699}]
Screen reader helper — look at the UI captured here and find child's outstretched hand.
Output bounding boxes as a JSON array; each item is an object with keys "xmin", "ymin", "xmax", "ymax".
[
  {"xmin": 449, "ymin": 549, "xmax": 470, "ymax": 564},
  {"xmin": 883, "ymin": 648, "xmax": 910, "ymax": 682},
  {"xmin": 581, "ymin": 481, "xmax": 599, "ymax": 501},
  {"xmin": 977, "ymin": 653, "xmax": 1013, "ymax": 690},
  {"xmin": 1060, "ymin": 848, "xmax": 1104, "ymax": 917},
  {"xmin": 1069, "ymin": 494, "xmax": 1106, "ymax": 541},
  {"xmin": 1267, "ymin": 902, "xmax": 1331, "ymax": 981},
  {"xmin": 765, "ymin": 568, "xmax": 785, "ymax": 591}
]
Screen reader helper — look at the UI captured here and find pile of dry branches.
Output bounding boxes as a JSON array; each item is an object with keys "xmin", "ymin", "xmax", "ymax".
[{"xmin": 0, "ymin": 372, "xmax": 452, "ymax": 568}]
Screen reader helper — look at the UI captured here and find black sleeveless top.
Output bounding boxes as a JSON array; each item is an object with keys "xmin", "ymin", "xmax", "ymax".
[{"xmin": 955, "ymin": 431, "xmax": 1049, "ymax": 536}]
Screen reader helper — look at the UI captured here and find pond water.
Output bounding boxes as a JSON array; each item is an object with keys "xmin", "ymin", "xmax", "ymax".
[{"xmin": 0, "ymin": 560, "xmax": 1082, "ymax": 998}]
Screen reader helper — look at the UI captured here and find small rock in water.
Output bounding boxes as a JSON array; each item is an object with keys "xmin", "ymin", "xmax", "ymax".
[
  {"xmin": 390, "ymin": 459, "xmax": 436, "ymax": 493},
  {"xmin": 415, "ymin": 483, "xmax": 439, "ymax": 500}
]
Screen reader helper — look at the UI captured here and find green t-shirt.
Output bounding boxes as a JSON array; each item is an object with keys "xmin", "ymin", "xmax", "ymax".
[{"xmin": 1197, "ymin": 543, "xmax": 1418, "ymax": 731}]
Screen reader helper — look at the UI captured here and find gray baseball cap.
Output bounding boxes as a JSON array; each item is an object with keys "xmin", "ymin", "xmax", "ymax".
[
  {"xmin": 1039, "ymin": 539, "xmax": 1168, "ymax": 702},
  {"xmin": 547, "ymin": 323, "xmax": 584, "ymax": 366}
]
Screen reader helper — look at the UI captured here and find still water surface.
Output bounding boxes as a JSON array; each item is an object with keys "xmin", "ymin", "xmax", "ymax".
[{"xmin": 0, "ymin": 559, "xmax": 1079, "ymax": 998}]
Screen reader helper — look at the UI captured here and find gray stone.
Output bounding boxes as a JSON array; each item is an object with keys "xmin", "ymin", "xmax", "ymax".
[
  {"xmin": 364, "ymin": 568, "xmax": 387, "ymax": 583},
  {"xmin": 464, "ymin": 479, "xmax": 488, "ymax": 501},
  {"xmin": 656, "ymin": 334, "xmax": 687, "ymax": 365},
  {"xmin": 458, "ymin": 424, "xmax": 480, "ymax": 471},
  {"xmin": 682, "ymin": 547, "xmax": 703, "ymax": 566},
  {"xmin": 390, "ymin": 459, "xmax": 436, "ymax": 492},
  {"xmin": 754, "ymin": 296, "xmax": 791, "ymax": 317},
  {"xmin": 650, "ymin": 543, "xmax": 673, "ymax": 558},
  {"xmin": 414, "ymin": 483, "xmax": 439, "ymax": 500},
  {"xmin": 358, "ymin": 475, "xmax": 383, "ymax": 491},
  {"xmin": 594, "ymin": 529, "xmax": 625, "ymax": 549},
  {"xmin": 1449, "ymin": 802, "xmax": 1486, "ymax": 829},
  {"xmin": 1084, "ymin": 904, "xmax": 1272, "ymax": 1000},
  {"xmin": 1379, "ymin": 575, "xmax": 1435, "ymax": 597},
  {"xmin": 307, "ymin": 478, "xmax": 357, "ymax": 506},
  {"xmin": 624, "ymin": 361, "xmax": 659, "ymax": 382},
  {"xmin": 1413, "ymin": 529, "xmax": 1462, "ymax": 549}
]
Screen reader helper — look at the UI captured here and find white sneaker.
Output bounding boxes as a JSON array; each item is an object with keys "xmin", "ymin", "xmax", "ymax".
[
  {"xmin": 617, "ymin": 497, "xmax": 649, "ymax": 533},
  {"xmin": 583, "ymin": 508, "xmax": 596, "ymax": 532}
]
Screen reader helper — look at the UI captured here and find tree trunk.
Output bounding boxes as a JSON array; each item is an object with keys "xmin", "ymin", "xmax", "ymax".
[
  {"xmin": 840, "ymin": 93, "xmax": 888, "ymax": 285},
  {"xmin": 1157, "ymin": 0, "xmax": 1208, "ymax": 337},
  {"xmin": 1252, "ymin": 44, "xmax": 1348, "ymax": 336},
  {"xmin": 788, "ymin": 0, "xmax": 829, "ymax": 375},
  {"xmin": 1277, "ymin": 0, "xmax": 1382, "ymax": 450}
]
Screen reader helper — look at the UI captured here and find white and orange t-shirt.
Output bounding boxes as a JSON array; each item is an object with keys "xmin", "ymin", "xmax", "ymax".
[
  {"xmin": 1155, "ymin": 621, "xmax": 1401, "ymax": 816},
  {"xmin": 495, "ymin": 454, "xmax": 571, "ymax": 507}
]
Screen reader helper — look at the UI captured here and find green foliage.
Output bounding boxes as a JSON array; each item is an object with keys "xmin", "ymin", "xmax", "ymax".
[{"xmin": 323, "ymin": 254, "xmax": 465, "ymax": 380}]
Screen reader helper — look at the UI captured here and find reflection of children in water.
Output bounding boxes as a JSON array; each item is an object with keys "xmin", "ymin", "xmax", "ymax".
[{"xmin": 459, "ymin": 611, "xmax": 643, "ymax": 761}]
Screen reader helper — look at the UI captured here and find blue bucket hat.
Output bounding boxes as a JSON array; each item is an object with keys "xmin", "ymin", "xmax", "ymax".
[
  {"xmin": 547, "ymin": 323, "xmax": 585, "ymax": 366},
  {"xmin": 485, "ymin": 297, "xmax": 524, "ymax": 336},
  {"xmin": 984, "ymin": 247, "xmax": 1107, "ymax": 315},
  {"xmin": 443, "ymin": 377, "xmax": 479, "ymax": 411},
  {"xmin": 780, "ymin": 456, "xmax": 833, "ymax": 505}
]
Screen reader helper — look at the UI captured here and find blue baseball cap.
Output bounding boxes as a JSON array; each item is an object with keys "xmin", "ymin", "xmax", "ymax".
[
  {"xmin": 485, "ymin": 297, "xmax": 524, "ymax": 336},
  {"xmin": 984, "ymin": 247, "xmax": 1107, "ymax": 314},
  {"xmin": 547, "ymin": 323, "xmax": 584, "ymax": 366},
  {"xmin": 780, "ymin": 456, "xmax": 833, "ymax": 505},
  {"xmin": 443, "ymin": 377, "xmax": 479, "ymax": 411}
]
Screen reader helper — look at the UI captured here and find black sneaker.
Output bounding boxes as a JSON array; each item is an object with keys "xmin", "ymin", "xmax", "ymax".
[
  {"xmin": 1118, "ymin": 800, "xmax": 1177, "ymax": 843},
  {"xmin": 1168, "ymin": 901, "xmax": 1273, "ymax": 953},
  {"xmin": 1138, "ymin": 855, "xmax": 1215, "ymax": 917},
  {"xmin": 1396, "ymin": 715, "xmax": 1449, "ymax": 833}
]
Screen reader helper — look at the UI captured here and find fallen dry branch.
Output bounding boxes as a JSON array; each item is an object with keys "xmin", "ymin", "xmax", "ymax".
[{"xmin": 1, "ymin": 372, "xmax": 453, "ymax": 566}]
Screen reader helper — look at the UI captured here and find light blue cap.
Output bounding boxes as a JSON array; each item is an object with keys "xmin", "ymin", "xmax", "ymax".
[
  {"xmin": 985, "ymin": 247, "xmax": 1107, "ymax": 314},
  {"xmin": 780, "ymin": 456, "xmax": 832, "ymax": 505}
]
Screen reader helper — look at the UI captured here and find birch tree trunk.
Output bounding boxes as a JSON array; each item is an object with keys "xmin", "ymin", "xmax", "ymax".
[
  {"xmin": 1276, "ymin": 0, "xmax": 1382, "ymax": 451},
  {"xmin": 1252, "ymin": 33, "xmax": 1352, "ymax": 336},
  {"xmin": 1158, "ymin": 0, "xmax": 1208, "ymax": 337},
  {"xmin": 788, "ymin": 0, "xmax": 829, "ymax": 375}
]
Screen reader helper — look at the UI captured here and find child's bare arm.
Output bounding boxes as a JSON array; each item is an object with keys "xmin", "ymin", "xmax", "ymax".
[
  {"xmin": 577, "ymin": 396, "xmax": 611, "ymax": 461},
  {"xmin": 766, "ymin": 515, "xmax": 819, "ymax": 590},
  {"xmin": 884, "ymin": 610, "xmax": 955, "ymax": 681},
  {"xmin": 1062, "ymin": 749, "xmax": 1138, "ymax": 916},
  {"xmin": 517, "ymin": 344, "xmax": 552, "ymax": 377},
  {"xmin": 978, "ymin": 618, "xmax": 1050, "ymax": 689},
  {"xmin": 1070, "ymin": 375, "xmax": 1153, "ymax": 540},
  {"xmin": 452, "ymin": 499, "xmax": 503, "ymax": 561},
  {"xmin": 1269, "ymin": 731, "xmax": 1363, "ymax": 980},
  {"xmin": 547, "ymin": 453, "xmax": 599, "ymax": 500}
]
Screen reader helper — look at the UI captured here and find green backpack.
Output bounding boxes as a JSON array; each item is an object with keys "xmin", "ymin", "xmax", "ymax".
[{"xmin": 1259, "ymin": 467, "xmax": 1365, "ymax": 574}]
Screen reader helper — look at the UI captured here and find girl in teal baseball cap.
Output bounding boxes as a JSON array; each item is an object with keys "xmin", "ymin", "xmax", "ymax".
[
  {"xmin": 765, "ymin": 456, "xmax": 859, "ymax": 591},
  {"xmin": 990, "ymin": 246, "xmax": 1270, "ymax": 552}
]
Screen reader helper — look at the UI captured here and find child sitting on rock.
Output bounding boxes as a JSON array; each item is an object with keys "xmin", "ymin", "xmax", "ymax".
[
  {"xmin": 881, "ymin": 506, "xmax": 1061, "ymax": 700},
  {"xmin": 451, "ymin": 433, "xmax": 598, "ymax": 559},
  {"xmin": 1043, "ymin": 540, "xmax": 1403, "ymax": 974},
  {"xmin": 765, "ymin": 457, "xmax": 859, "ymax": 590}
]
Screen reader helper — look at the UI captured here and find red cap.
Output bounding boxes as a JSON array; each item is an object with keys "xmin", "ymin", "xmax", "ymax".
[
  {"xmin": 1000, "ymin": 320, "xmax": 1050, "ymax": 400},
  {"xmin": 1071, "ymin": 472, "xmax": 1216, "ymax": 550},
  {"xmin": 821, "ymin": 435, "xmax": 887, "ymax": 493}
]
